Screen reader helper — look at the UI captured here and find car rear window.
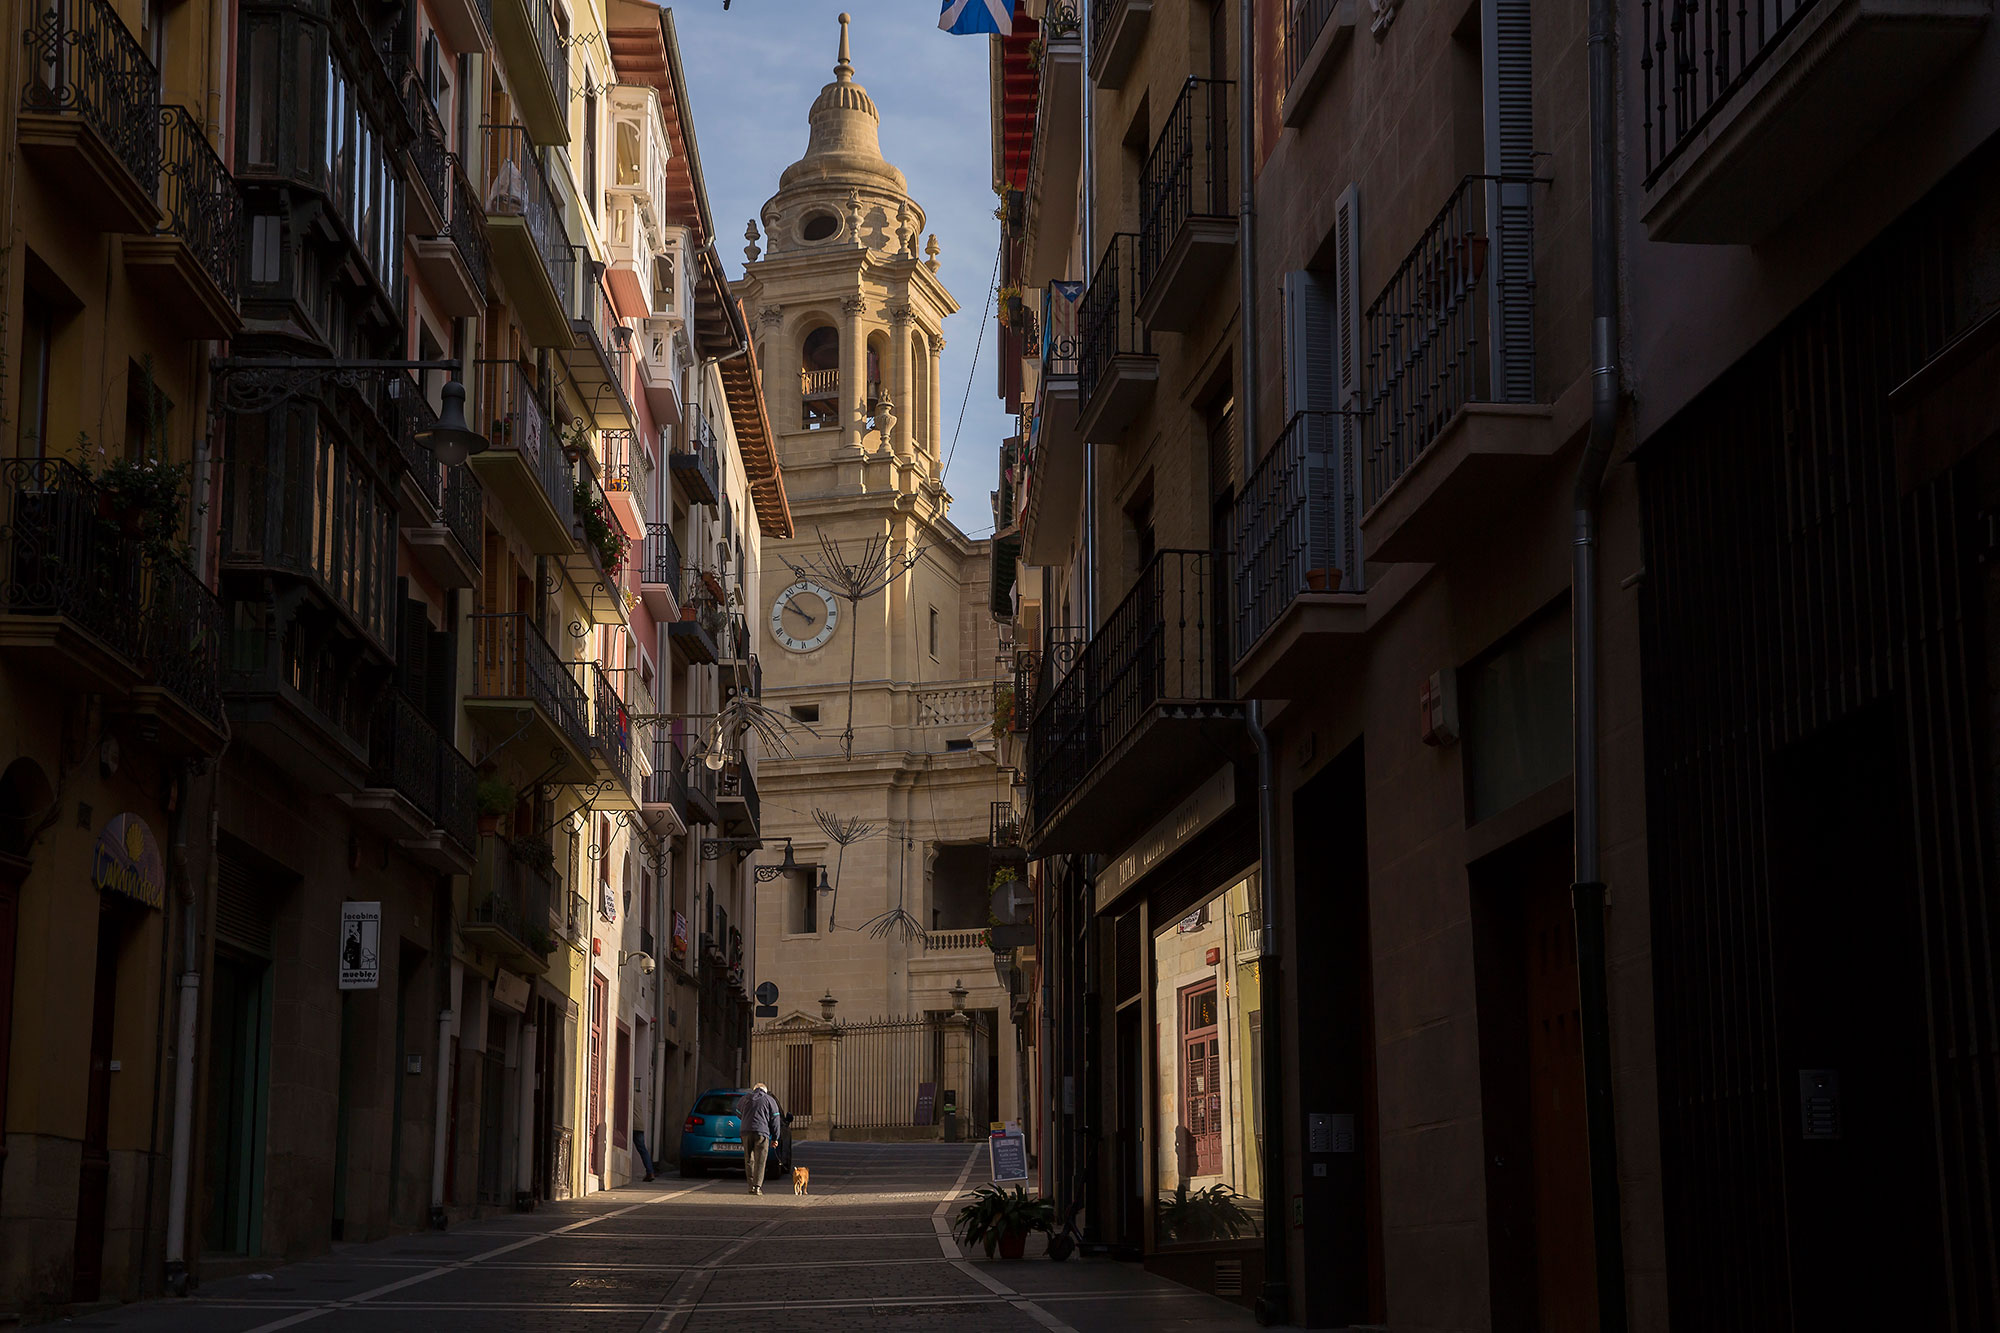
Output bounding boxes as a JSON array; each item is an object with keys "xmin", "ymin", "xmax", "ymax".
[{"xmin": 694, "ymin": 1094, "xmax": 740, "ymax": 1115}]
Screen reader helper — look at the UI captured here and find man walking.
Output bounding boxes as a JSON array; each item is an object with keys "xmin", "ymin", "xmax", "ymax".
[{"xmin": 741, "ymin": 1083, "xmax": 782, "ymax": 1195}]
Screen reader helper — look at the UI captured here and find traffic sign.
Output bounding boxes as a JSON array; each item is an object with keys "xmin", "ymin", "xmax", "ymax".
[{"xmin": 754, "ymin": 980, "xmax": 779, "ymax": 1006}]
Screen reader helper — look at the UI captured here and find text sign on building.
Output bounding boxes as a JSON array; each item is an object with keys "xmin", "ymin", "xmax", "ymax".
[
  {"xmin": 339, "ymin": 902, "xmax": 382, "ymax": 990},
  {"xmin": 988, "ymin": 1129, "xmax": 1029, "ymax": 1183},
  {"xmin": 93, "ymin": 814, "xmax": 165, "ymax": 911},
  {"xmin": 492, "ymin": 969, "xmax": 530, "ymax": 1013},
  {"xmin": 1099, "ymin": 767, "xmax": 1236, "ymax": 912}
]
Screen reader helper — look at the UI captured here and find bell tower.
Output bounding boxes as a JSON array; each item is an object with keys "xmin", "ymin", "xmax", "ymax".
[{"xmin": 737, "ymin": 12, "xmax": 958, "ymax": 508}]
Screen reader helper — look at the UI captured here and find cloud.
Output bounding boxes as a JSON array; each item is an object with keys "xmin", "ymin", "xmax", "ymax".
[{"xmin": 667, "ymin": 1, "xmax": 1008, "ymax": 535}]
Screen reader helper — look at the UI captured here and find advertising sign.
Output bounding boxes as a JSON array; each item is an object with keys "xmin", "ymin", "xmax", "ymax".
[
  {"xmin": 338, "ymin": 902, "xmax": 381, "ymax": 990},
  {"xmin": 988, "ymin": 1129, "xmax": 1029, "ymax": 1183},
  {"xmin": 92, "ymin": 814, "xmax": 165, "ymax": 910},
  {"xmin": 492, "ymin": 969, "xmax": 530, "ymax": 1013}
]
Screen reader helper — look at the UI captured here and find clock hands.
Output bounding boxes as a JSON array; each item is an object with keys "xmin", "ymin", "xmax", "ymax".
[{"xmin": 784, "ymin": 601, "xmax": 818, "ymax": 629}]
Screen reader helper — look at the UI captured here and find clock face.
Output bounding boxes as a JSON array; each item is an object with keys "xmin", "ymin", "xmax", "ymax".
[{"xmin": 770, "ymin": 580, "xmax": 839, "ymax": 653}]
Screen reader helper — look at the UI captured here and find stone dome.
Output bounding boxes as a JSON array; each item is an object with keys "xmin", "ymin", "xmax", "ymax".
[{"xmin": 777, "ymin": 13, "xmax": 908, "ymax": 196}]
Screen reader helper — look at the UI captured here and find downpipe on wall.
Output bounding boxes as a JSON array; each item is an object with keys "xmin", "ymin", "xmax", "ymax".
[
  {"xmin": 431, "ymin": 958, "xmax": 462, "ymax": 1228},
  {"xmin": 163, "ymin": 799, "xmax": 218, "ymax": 1295},
  {"xmin": 1571, "ymin": 0, "xmax": 1628, "ymax": 1324}
]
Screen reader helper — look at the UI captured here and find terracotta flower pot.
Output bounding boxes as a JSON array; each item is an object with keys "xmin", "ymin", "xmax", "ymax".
[
  {"xmin": 998, "ymin": 1230, "xmax": 1028, "ymax": 1261},
  {"xmin": 478, "ymin": 814, "xmax": 502, "ymax": 836},
  {"xmin": 681, "ymin": 605, "xmax": 699, "ymax": 622},
  {"xmin": 1305, "ymin": 567, "xmax": 1343, "ymax": 592}
]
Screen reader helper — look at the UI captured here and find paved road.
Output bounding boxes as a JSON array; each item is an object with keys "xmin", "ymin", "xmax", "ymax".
[{"xmin": 62, "ymin": 1142, "xmax": 1259, "ymax": 1332}]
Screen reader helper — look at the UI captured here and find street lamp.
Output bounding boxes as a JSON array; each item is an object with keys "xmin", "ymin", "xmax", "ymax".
[
  {"xmin": 753, "ymin": 839, "xmax": 800, "ymax": 883},
  {"xmin": 413, "ymin": 377, "xmax": 487, "ymax": 466}
]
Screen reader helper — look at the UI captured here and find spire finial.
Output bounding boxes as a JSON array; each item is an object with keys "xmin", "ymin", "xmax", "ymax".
[{"xmin": 835, "ymin": 13, "xmax": 853, "ymax": 80}]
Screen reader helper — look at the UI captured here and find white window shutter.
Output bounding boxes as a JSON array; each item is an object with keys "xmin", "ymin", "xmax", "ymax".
[
  {"xmin": 1282, "ymin": 270, "xmax": 1336, "ymax": 420},
  {"xmin": 1483, "ymin": 0, "xmax": 1536, "ymax": 403}
]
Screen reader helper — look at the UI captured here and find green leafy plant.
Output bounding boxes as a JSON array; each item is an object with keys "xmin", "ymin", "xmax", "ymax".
[
  {"xmin": 992, "ymin": 684, "xmax": 1015, "ymax": 737},
  {"xmin": 512, "ymin": 834, "xmax": 557, "ymax": 874},
  {"xmin": 475, "ymin": 776, "xmax": 518, "ymax": 816},
  {"xmin": 77, "ymin": 358, "xmax": 200, "ymax": 563},
  {"xmin": 953, "ymin": 1184, "xmax": 1054, "ymax": 1259},
  {"xmin": 524, "ymin": 923, "xmax": 555, "ymax": 955},
  {"xmin": 1155, "ymin": 1181, "xmax": 1258, "ymax": 1243},
  {"xmin": 573, "ymin": 468, "xmax": 630, "ymax": 579}
]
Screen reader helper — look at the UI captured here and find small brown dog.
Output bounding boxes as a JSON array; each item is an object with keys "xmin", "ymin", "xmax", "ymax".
[{"xmin": 791, "ymin": 1166, "xmax": 810, "ymax": 1196}]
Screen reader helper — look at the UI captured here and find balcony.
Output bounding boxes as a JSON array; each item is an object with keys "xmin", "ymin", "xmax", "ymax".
[
  {"xmin": 467, "ymin": 837, "xmax": 557, "ymax": 974},
  {"xmin": 467, "ymin": 612, "xmax": 594, "ymax": 781},
  {"xmin": 563, "ymin": 461, "xmax": 629, "ymax": 626},
  {"xmin": 1358, "ymin": 175, "xmax": 1554, "ymax": 565},
  {"xmin": 717, "ymin": 761, "xmax": 759, "ymax": 837},
  {"xmin": 1077, "ymin": 234, "xmax": 1156, "ymax": 445},
  {"xmin": 641, "ymin": 736, "xmax": 689, "ymax": 836},
  {"xmin": 429, "ymin": 0, "xmax": 493, "ymax": 59},
  {"xmin": 670, "ymin": 415, "xmax": 719, "ymax": 505},
  {"xmin": 559, "ymin": 888, "xmax": 589, "ymax": 952},
  {"xmin": 124, "ymin": 106, "xmax": 243, "ymax": 339},
  {"xmin": 600, "ymin": 429, "xmax": 647, "ymax": 538},
  {"xmin": 639, "ymin": 319, "xmax": 685, "ymax": 426},
  {"xmin": 401, "ymin": 78, "xmax": 450, "ymax": 236},
  {"xmin": 1020, "ymin": 28, "xmax": 1082, "ymax": 290},
  {"xmin": 638, "ymin": 522, "xmax": 682, "ymax": 620},
  {"xmin": 1281, "ymin": 0, "xmax": 1357, "ymax": 128},
  {"xmin": 127, "ymin": 551, "xmax": 228, "ymax": 756},
  {"xmin": 799, "ymin": 368, "xmax": 841, "ymax": 433},
  {"xmin": 18, "ymin": 0, "xmax": 161, "ymax": 235},
  {"xmin": 654, "ymin": 736, "xmax": 716, "ymax": 827},
  {"xmin": 413, "ymin": 153, "xmax": 489, "ymax": 319},
  {"xmin": 1231, "ymin": 410, "xmax": 1376, "ymax": 700},
  {"xmin": 1023, "ymin": 288, "xmax": 1085, "ymax": 565},
  {"xmin": 353, "ymin": 690, "xmax": 444, "ymax": 838},
  {"xmin": 581, "ymin": 661, "xmax": 637, "ymax": 809},
  {"xmin": 407, "ymin": 460, "xmax": 484, "ymax": 591},
  {"xmin": 482, "ymin": 125, "xmax": 573, "ymax": 347},
  {"xmin": 221, "ymin": 592, "xmax": 379, "ymax": 795},
  {"xmin": 668, "ymin": 592, "xmax": 721, "ymax": 665},
  {"xmin": 1137, "ymin": 79, "xmax": 1236, "ymax": 335},
  {"xmin": 402, "ymin": 743, "xmax": 480, "ymax": 873},
  {"xmin": 1088, "ymin": 0, "xmax": 1152, "ymax": 89},
  {"xmin": 0, "ymin": 458, "xmax": 145, "ymax": 693},
  {"xmin": 563, "ymin": 250, "xmax": 637, "ymax": 430},
  {"xmin": 471, "ymin": 359, "xmax": 577, "ymax": 553},
  {"xmin": 1640, "ymin": 0, "xmax": 1987, "ymax": 243},
  {"xmin": 1025, "ymin": 551, "xmax": 1242, "ymax": 855},
  {"xmin": 489, "ymin": 0, "xmax": 568, "ymax": 146}
]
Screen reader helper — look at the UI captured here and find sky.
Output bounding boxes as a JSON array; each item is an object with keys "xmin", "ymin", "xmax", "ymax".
[{"xmin": 664, "ymin": 0, "xmax": 1009, "ymax": 540}]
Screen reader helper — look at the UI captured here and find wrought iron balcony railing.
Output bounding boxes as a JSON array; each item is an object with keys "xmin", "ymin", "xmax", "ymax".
[
  {"xmin": 1078, "ymin": 232, "xmax": 1150, "ymax": 410},
  {"xmin": 442, "ymin": 462, "xmax": 483, "ymax": 566},
  {"xmin": 1234, "ymin": 409, "xmax": 1364, "ymax": 657},
  {"xmin": 0, "ymin": 458, "xmax": 144, "ymax": 663},
  {"xmin": 403, "ymin": 76, "xmax": 450, "ymax": 224},
  {"xmin": 1138, "ymin": 78, "xmax": 1233, "ymax": 297},
  {"xmin": 470, "ymin": 611, "xmax": 591, "ymax": 756},
  {"xmin": 1641, "ymin": 0, "xmax": 1819, "ymax": 183},
  {"xmin": 518, "ymin": 0, "xmax": 567, "ymax": 116},
  {"xmin": 439, "ymin": 742, "xmax": 477, "ymax": 855},
  {"xmin": 1027, "ymin": 553, "xmax": 1225, "ymax": 833},
  {"xmin": 157, "ymin": 104, "xmax": 241, "ymax": 307},
  {"xmin": 718, "ymin": 760, "xmax": 760, "ymax": 830},
  {"xmin": 477, "ymin": 358, "xmax": 576, "ymax": 535},
  {"xmin": 368, "ymin": 689, "xmax": 444, "ymax": 825},
  {"xmin": 1286, "ymin": 0, "xmax": 1342, "ymax": 88},
  {"xmin": 670, "ymin": 415, "xmax": 719, "ymax": 502},
  {"xmin": 640, "ymin": 521, "xmax": 681, "ymax": 589},
  {"xmin": 471, "ymin": 842, "xmax": 555, "ymax": 957},
  {"xmin": 482, "ymin": 123, "xmax": 573, "ymax": 313},
  {"xmin": 20, "ymin": 0, "xmax": 161, "ymax": 200},
  {"xmin": 140, "ymin": 550, "xmax": 226, "ymax": 728},
  {"xmin": 387, "ymin": 377, "xmax": 443, "ymax": 507},
  {"xmin": 443, "ymin": 152, "xmax": 489, "ymax": 300},
  {"xmin": 582, "ymin": 659, "xmax": 632, "ymax": 781},
  {"xmin": 601, "ymin": 428, "xmax": 635, "ymax": 493},
  {"xmin": 1361, "ymin": 174, "xmax": 1537, "ymax": 509}
]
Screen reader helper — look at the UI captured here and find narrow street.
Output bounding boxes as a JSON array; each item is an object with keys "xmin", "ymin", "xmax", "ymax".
[{"xmin": 60, "ymin": 1145, "xmax": 1257, "ymax": 1333}]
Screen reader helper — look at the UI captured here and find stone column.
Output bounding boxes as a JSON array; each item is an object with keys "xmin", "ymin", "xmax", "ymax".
[
  {"xmin": 840, "ymin": 294, "xmax": 867, "ymax": 451},
  {"xmin": 888, "ymin": 304, "xmax": 912, "ymax": 458},
  {"xmin": 807, "ymin": 1020, "xmax": 841, "ymax": 1141},
  {"xmin": 928, "ymin": 332, "xmax": 946, "ymax": 472},
  {"xmin": 941, "ymin": 981, "xmax": 972, "ymax": 1143}
]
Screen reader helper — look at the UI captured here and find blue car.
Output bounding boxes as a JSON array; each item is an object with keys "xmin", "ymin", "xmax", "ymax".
[{"xmin": 677, "ymin": 1087, "xmax": 793, "ymax": 1177}]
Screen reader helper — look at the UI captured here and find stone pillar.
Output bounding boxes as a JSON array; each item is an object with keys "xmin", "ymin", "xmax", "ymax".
[
  {"xmin": 516, "ymin": 1019, "xmax": 538, "ymax": 1209},
  {"xmin": 840, "ymin": 294, "xmax": 867, "ymax": 451},
  {"xmin": 807, "ymin": 1021, "xmax": 841, "ymax": 1141},
  {"xmin": 941, "ymin": 980, "xmax": 972, "ymax": 1143},
  {"xmin": 927, "ymin": 332, "xmax": 945, "ymax": 472},
  {"xmin": 888, "ymin": 305, "xmax": 912, "ymax": 458}
]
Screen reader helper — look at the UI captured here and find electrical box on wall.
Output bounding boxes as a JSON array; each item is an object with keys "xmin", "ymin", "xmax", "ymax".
[{"xmin": 1420, "ymin": 668, "xmax": 1460, "ymax": 747}]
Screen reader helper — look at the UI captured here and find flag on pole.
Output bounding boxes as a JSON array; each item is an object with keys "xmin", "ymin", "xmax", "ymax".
[{"xmin": 939, "ymin": 0, "xmax": 1012, "ymax": 36}]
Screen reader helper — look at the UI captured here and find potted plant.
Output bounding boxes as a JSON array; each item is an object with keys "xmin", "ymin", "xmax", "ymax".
[
  {"xmin": 512, "ymin": 833, "xmax": 557, "ymax": 875},
  {"xmin": 997, "ymin": 284, "xmax": 1024, "ymax": 329},
  {"xmin": 1304, "ymin": 566, "xmax": 1342, "ymax": 592},
  {"xmin": 991, "ymin": 684, "xmax": 1015, "ymax": 737},
  {"xmin": 524, "ymin": 924, "xmax": 554, "ymax": 955},
  {"xmin": 1155, "ymin": 1181, "xmax": 1258, "ymax": 1243},
  {"xmin": 474, "ymin": 776, "xmax": 517, "ymax": 834},
  {"xmin": 953, "ymin": 1184, "xmax": 1054, "ymax": 1261}
]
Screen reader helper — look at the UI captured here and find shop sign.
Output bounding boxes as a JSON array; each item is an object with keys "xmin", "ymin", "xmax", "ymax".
[
  {"xmin": 339, "ymin": 902, "xmax": 381, "ymax": 989},
  {"xmin": 92, "ymin": 814, "xmax": 165, "ymax": 910},
  {"xmin": 988, "ymin": 1127, "xmax": 1029, "ymax": 1183},
  {"xmin": 1098, "ymin": 766, "xmax": 1236, "ymax": 912},
  {"xmin": 492, "ymin": 969, "xmax": 530, "ymax": 1013}
]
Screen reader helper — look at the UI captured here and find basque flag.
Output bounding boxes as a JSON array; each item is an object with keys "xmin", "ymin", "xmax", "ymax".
[{"xmin": 940, "ymin": 0, "xmax": 1012, "ymax": 36}]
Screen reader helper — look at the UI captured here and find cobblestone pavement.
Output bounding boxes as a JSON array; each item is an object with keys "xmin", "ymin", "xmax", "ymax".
[{"xmin": 54, "ymin": 1142, "xmax": 1262, "ymax": 1332}]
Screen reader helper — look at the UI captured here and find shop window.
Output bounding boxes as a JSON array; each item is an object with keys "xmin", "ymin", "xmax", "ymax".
[{"xmin": 1153, "ymin": 873, "xmax": 1264, "ymax": 1243}]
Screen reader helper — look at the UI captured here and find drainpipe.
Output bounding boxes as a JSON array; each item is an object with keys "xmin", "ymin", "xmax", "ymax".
[
  {"xmin": 1571, "ymin": 0, "xmax": 1626, "ymax": 1325},
  {"xmin": 431, "ymin": 958, "xmax": 461, "ymax": 1228},
  {"xmin": 163, "ymin": 800, "xmax": 217, "ymax": 1295},
  {"xmin": 516, "ymin": 1017, "xmax": 538, "ymax": 1208}
]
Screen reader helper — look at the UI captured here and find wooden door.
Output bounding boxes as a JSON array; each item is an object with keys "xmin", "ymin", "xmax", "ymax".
[
  {"xmin": 1179, "ymin": 980, "xmax": 1222, "ymax": 1179},
  {"xmin": 1523, "ymin": 859, "xmax": 1595, "ymax": 1329},
  {"xmin": 72, "ymin": 908, "xmax": 121, "ymax": 1300},
  {"xmin": 589, "ymin": 974, "xmax": 607, "ymax": 1175}
]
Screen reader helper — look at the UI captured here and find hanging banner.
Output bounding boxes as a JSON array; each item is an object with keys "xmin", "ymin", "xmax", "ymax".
[
  {"xmin": 339, "ymin": 902, "xmax": 382, "ymax": 990},
  {"xmin": 93, "ymin": 814, "xmax": 165, "ymax": 910},
  {"xmin": 1043, "ymin": 281, "xmax": 1084, "ymax": 363}
]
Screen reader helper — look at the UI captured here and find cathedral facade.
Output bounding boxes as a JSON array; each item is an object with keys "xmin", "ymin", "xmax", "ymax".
[{"xmin": 738, "ymin": 16, "xmax": 1021, "ymax": 1132}]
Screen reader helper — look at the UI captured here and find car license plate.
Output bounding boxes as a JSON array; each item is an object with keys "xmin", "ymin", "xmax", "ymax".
[{"xmin": 714, "ymin": 1142, "xmax": 741, "ymax": 1152}]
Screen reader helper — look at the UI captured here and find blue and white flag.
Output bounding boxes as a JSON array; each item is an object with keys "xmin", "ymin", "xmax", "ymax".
[{"xmin": 939, "ymin": 0, "xmax": 1012, "ymax": 36}]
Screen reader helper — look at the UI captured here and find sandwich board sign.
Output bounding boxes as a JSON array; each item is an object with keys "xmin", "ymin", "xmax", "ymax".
[
  {"xmin": 339, "ymin": 902, "xmax": 381, "ymax": 990},
  {"xmin": 988, "ymin": 1127, "xmax": 1029, "ymax": 1183}
]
